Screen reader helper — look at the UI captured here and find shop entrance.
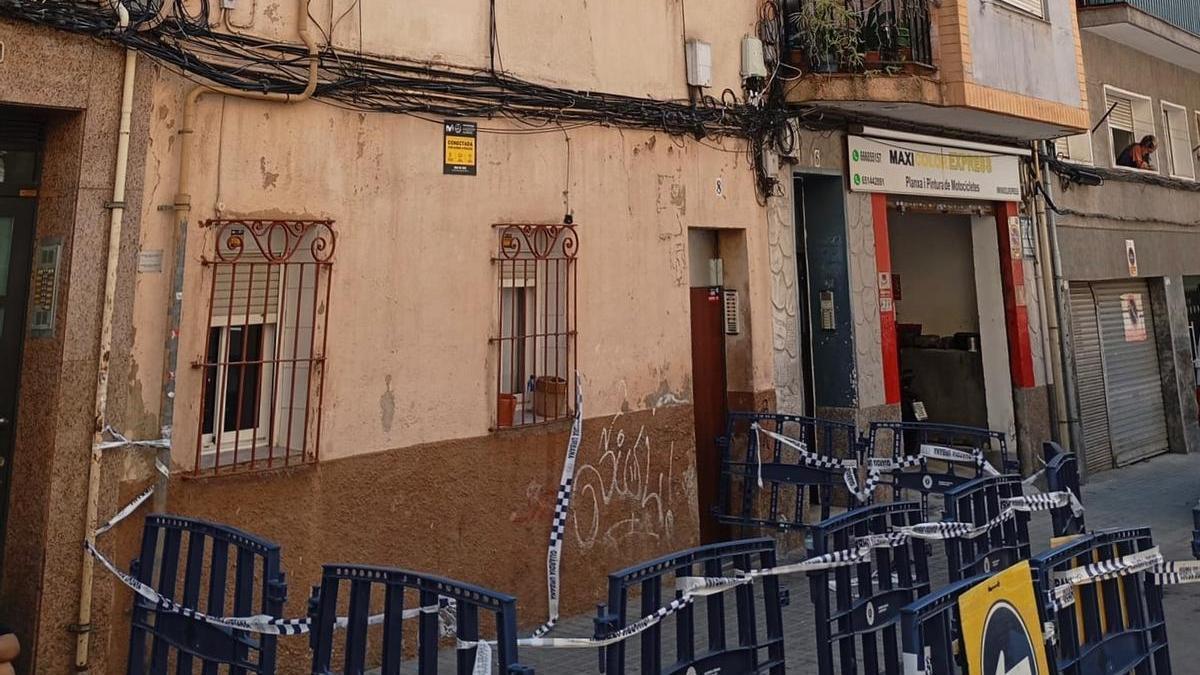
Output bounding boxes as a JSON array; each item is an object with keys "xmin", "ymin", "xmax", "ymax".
[{"xmin": 887, "ymin": 205, "xmax": 1015, "ymax": 437}]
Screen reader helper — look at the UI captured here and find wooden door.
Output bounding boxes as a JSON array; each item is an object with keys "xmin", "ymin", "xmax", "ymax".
[{"xmin": 690, "ymin": 287, "xmax": 728, "ymax": 543}]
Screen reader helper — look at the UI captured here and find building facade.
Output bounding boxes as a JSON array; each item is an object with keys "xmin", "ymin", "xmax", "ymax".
[
  {"xmin": 772, "ymin": 0, "xmax": 1091, "ymax": 473},
  {"xmin": 1050, "ymin": 0, "xmax": 1200, "ymax": 476},
  {"xmin": 0, "ymin": 2, "xmax": 783, "ymax": 671}
]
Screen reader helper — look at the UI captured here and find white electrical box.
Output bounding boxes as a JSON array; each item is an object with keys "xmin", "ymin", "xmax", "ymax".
[
  {"xmin": 685, "ymin": 40, "xmax": 713, "ymax": 88},
  {"xmin": 741, "ymin": 36, "xmax": 768, "ymax": 80}
]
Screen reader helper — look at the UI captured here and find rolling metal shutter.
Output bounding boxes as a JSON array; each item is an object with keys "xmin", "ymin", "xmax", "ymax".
[
  {"xmin": 1093, "ymin": 280, "xmax": 1169, "ymax": 466},
  {"xmin": 1070, "ymin": 284, "xmax": 1114, "ymax": 474}
]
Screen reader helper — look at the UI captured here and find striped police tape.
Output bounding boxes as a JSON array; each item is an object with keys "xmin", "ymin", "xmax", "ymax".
[
  {"xmin": 530, "ymin": 374, "xmax": 584, "ymax": 640},
  {"xmin": 753, "ymin": 426, "xmax": 1004, "ymax": 503},
  {"xmin": 1047, "ymin": 547, "xmax": 1200, "ymax": 612}
]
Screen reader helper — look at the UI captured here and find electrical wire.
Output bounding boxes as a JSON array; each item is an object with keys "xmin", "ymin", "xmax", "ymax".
[{"xmin": 0, "ymin": 0, "xmax": 834, "ymax": 198}]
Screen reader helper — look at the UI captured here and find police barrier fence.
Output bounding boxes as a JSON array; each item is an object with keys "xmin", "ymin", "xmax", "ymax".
[
  {"xmin": 899, "ymin": 573, "xmax": 990, "ymax": 675},
  {"xmin": 593, "ymin": 538, "xmax": 786, "ymax": 675},
  {"xmin": 866, "ymin": 421, "xmax": 1013, "ymax": 517},
  {"xmin": 126, "ymin": 514, "xmax": 287, "ymax": 675},
  {"xmin": 1030, "ymin": 527, "xmax": 1171, "ymax": 674},
  {"xmin": 717, "ymin": 412, "xmax": 861, "ymax": 533},
  {"xmin": 1042, "ymin": 444, "xmax": 1085, "ymax": 538},
  {"xmin": 308, "ymin": 564, "xmax": 534, "ymax": 675},
  {"xmin": 942, "ymin": 475, "xmax": 1031, "ymax": 583},
  {"xmin": 809, "ymin": 501, "xmax": 932, "ymax": 675}
]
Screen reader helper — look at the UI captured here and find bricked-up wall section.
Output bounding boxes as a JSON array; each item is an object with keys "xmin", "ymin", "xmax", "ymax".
[{"xmin": 101, "ymin": 405, "xmax": 701, "ymax": 673}]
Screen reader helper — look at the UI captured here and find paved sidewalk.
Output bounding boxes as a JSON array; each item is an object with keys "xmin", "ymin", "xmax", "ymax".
[{"xmin": 441, "ymin": 451, "xmax": 1200, "ymax": 674}]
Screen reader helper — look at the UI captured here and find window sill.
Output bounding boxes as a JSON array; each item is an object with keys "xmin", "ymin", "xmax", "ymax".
[
  {"xmin": 1109, "ymin": 164, "xmax": 1160, "ymax": 176},
  {"xmin": 491, "ymin": 414, "xmax": 574, "ymax": 437}
]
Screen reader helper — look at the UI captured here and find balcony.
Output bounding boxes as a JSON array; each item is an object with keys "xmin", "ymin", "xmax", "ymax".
[
  {"xmin": 782, "ymin": 0, "xmax": 934, "ymax": 75},
  {"xmin": 1079, "ymin": 0, "xmax": 1200, "ymax": 37},
  {"xmin": 1078, "ymin": 0, "xmax": 1200, "ymax": 72}
]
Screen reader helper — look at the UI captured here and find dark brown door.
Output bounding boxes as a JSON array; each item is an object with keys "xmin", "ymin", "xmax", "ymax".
[
  {"xmin": 690, "ymin": 287, "xmax": 728, "ymax": 543},
  {"xmin": 0, "ymin": 136, "xmax": 41, "ymax": 570}
]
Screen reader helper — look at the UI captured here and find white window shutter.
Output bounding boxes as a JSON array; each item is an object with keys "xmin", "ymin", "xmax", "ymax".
[
  {"xmin": 1109, "ymin": 97, "xmax": 1135, "ymax": 133},
  {"xmin": 998, "ymin": 0, "xmax": 1045, "ymax": 18}
]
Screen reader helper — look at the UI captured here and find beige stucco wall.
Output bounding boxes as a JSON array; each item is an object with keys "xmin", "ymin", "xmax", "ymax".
[{"xmin": 125, "ymin": 0, "xmax": 776, "ymax": 467}]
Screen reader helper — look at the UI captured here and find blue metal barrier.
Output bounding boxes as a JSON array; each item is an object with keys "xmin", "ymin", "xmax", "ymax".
[
  {"xmin": 127, "ymin": 514, "xmax": 287, "ymax": 675},
  {"xmin": 309, "ymin": 564, "xmax": 534, "ymax": 675},
  {"xmin": 1193, "ymin": 503, "xmax": 1199, "ymax": 559},
  {"xmin": 1043, "ymin": 444, "xmax": 1085, "ymax": 538},
  {"xmin": 716, "ymin": 411, "xmax": 861, "ymax": 533},
  {"xmin": 1029, "ymin": 527, "xmax": 1170, "ymax": 674},
  {"xmin": 942, "ymin": 475, "xmax": 1031, "ymax": 583},
  {"xmin": 1190, "ymin": 499, "xmax": 1200, "ymax": 557},
  {"xmin": 595, "ymin": 538, "xmax": 786, "ymax": 675},
  {"xmin": 867, "ymin": 421, "xmax": 1014, "ymax": 515},
  {"xmin": 899, "ymin": 574, "xmax": 991, "ymax": 675},
  {"xmin": 808, "ymin": 502, "xmax": 932, "ymax": 675}
]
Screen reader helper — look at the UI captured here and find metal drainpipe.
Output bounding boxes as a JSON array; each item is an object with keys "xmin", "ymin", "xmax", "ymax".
[
  {"xmin": 1039, "ymin": 144, "xmax": 1088, "ymax": 475},
  {"xmin": 160, "ymin": 0, "xmax": 320, "ymax": 472},
  {"xmin": 75, "ymin": 1, "xmax": 136, "ymax": 670},
  {"xmin": 1030, "ymin": 151, "xmax": 1070, "ymax": 449}
]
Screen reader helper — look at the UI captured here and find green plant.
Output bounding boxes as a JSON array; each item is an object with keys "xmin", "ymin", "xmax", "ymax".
[{"xmin": 791, "ymin": 0, "xmax": 865, "ymax": 72}]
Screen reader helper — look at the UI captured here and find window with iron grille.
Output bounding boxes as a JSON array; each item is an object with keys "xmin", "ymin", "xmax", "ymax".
[
  {"xmin": 492, "ymin": 224, "xmax": 577, "ymax": 428},
  {"xmin": 196, "ymin": 219, "xmax": 335, "ymax": 473}
]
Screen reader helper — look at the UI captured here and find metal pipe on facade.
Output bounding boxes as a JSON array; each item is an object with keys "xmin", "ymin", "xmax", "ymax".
[
  {"xmin": 1039, "ymin": 144, "xmax": 1087, "ymax": 474},
  {"xmin": 75, "ymin": 1, "xmax": 136, "ymax": 670},
  {"xmin": 162, "ymin": 0, "xmax": 319, "ymax": 454},
  {"xmin": 1030, "ymin": 151, "xmax": 1070, "ymax": 449}
]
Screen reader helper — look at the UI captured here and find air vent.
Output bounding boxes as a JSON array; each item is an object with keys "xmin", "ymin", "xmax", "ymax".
[{"xmin": 723, "ymin": 289, "xmax": 740, "ymax": 335}]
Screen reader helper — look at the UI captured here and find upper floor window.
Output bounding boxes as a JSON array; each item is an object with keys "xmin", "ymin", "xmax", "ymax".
[
  {"xmin": 493, "ymin": 224, "xmax": 577, "ymax": 428},
  {"xmin": 197, "ymin": 219, "xmax": 335, "ymax": 473},
  {"xmin": 997, "ymin": 0, "xmax": 1045, "ymax": 19},
  {"xmin": 1161, "ymin": 101, "xmax": 1195, "ymax": 180},
  {"xmin": 1104, "ymin": 86, "xmax": 1157, "ymax": 172},
  {"xmin": 1054, "ymin": 133, "xmax": 1094, "ymax": 165}
]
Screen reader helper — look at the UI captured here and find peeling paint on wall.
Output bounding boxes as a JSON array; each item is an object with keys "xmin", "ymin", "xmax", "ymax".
[{"xmin": 768, "ymin": 166, "xmax": 804, "ymax": 413}]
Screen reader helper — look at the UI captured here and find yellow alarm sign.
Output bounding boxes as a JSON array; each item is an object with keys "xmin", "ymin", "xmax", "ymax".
[{"xmin": 958, "ymin": 561, "xmax": 1052, "ymax": 675}]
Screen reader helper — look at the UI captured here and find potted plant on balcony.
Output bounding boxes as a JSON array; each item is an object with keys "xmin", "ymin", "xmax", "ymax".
[
  {"xmin": 859, "ymin": 4, "xmax": 884, "ymax": 69},
  {"xmin": 791, "ymin": 0, "xmax": 864, "ymax": 74}
]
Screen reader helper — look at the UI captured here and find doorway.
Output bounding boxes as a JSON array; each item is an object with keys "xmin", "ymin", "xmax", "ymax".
[
  {"xmin": 687, "ymin": 229, "xmax": 728, "ymax": 543},
  {"xmin": 887, "ymin": 207, "xmax": 1014, "ymax": 438},
  {"xmin": 0, "ymin": 119, "xmax": 42, "ymax": 570}
]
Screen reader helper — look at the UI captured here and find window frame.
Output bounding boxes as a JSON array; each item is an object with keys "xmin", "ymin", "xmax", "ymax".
[
  {"xmin": 1160, "ymin": 99, "xmax": 1195, "ymax": 180},
  {"xmin": 492, "ymin": 223, "xmax": 578, "ymax": 430},
  {"xmin": 994, "ymin": 0, "xmax": 1046, "ymax": 20},
  {"xmin": 195, "ymin": 218, "xmax": 335, "ymax": 474},
  {"xmin": 1053, "ymin": 131, "xmax": 1094, "ymax": 166},
  {"xmin": 1103, "ymin": 85, "xmax": 1158, "ymax": 175}
]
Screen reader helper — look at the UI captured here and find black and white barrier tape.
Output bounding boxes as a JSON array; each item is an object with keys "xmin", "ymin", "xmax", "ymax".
[
  {"xmin": 95, "ymin": 425, "xmax": 172, "ymax": 477},
  {"xmin": 530, "ymin": 374, "xmax": 584, "ymax": 640},
  {"xmin": 753, "ymin": 427, "xmax": 1005, "ymax": 503},
  {"xmin": 1047, "ymin": 547, "xmax": 1200, "ymax": 612}
]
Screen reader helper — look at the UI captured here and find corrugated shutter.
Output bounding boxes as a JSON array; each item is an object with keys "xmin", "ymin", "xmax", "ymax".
[
  {"xmin": 1070, "ymin": 284, "xmax": 1114, "ymax": 474},
  {"xmin": 1108, "ymin": 96, "xmax": 1135, "ymax": 133},
  {"xmin": 1093, "ymin": 280, "xmax": 1169, "ymax": 466},
  {"xmin": 999, "ymin": 0, "xmax": 1044, "ymax": 18}
]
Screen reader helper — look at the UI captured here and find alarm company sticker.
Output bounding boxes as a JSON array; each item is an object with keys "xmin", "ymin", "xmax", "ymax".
[{"xmin": 959, "ymin": 561, "xmax": 1051, "ymax": 675}]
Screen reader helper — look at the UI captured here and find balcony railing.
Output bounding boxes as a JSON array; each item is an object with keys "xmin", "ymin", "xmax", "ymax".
[
  {"xmin": 782, "ymin": 0, "xmax": 934, "ymax": 74},
  {"xmin": 1079, "ymin": 0, "xmax": 1200, "ymax": 37}
]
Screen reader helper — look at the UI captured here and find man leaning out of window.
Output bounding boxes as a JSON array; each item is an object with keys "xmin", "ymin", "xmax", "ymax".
[{"xmin": 1117, "ymin": 135, "xmax": 1157, "ymax": 170}]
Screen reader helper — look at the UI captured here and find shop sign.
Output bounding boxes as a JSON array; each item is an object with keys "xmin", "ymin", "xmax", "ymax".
[
  {"xmin": 848, "ymin": 135, "xmax": 1022, "ymax": 201},
  {"xmin": 959, "ymin": 561, "xmax": 1051, "ymax": 675}
]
